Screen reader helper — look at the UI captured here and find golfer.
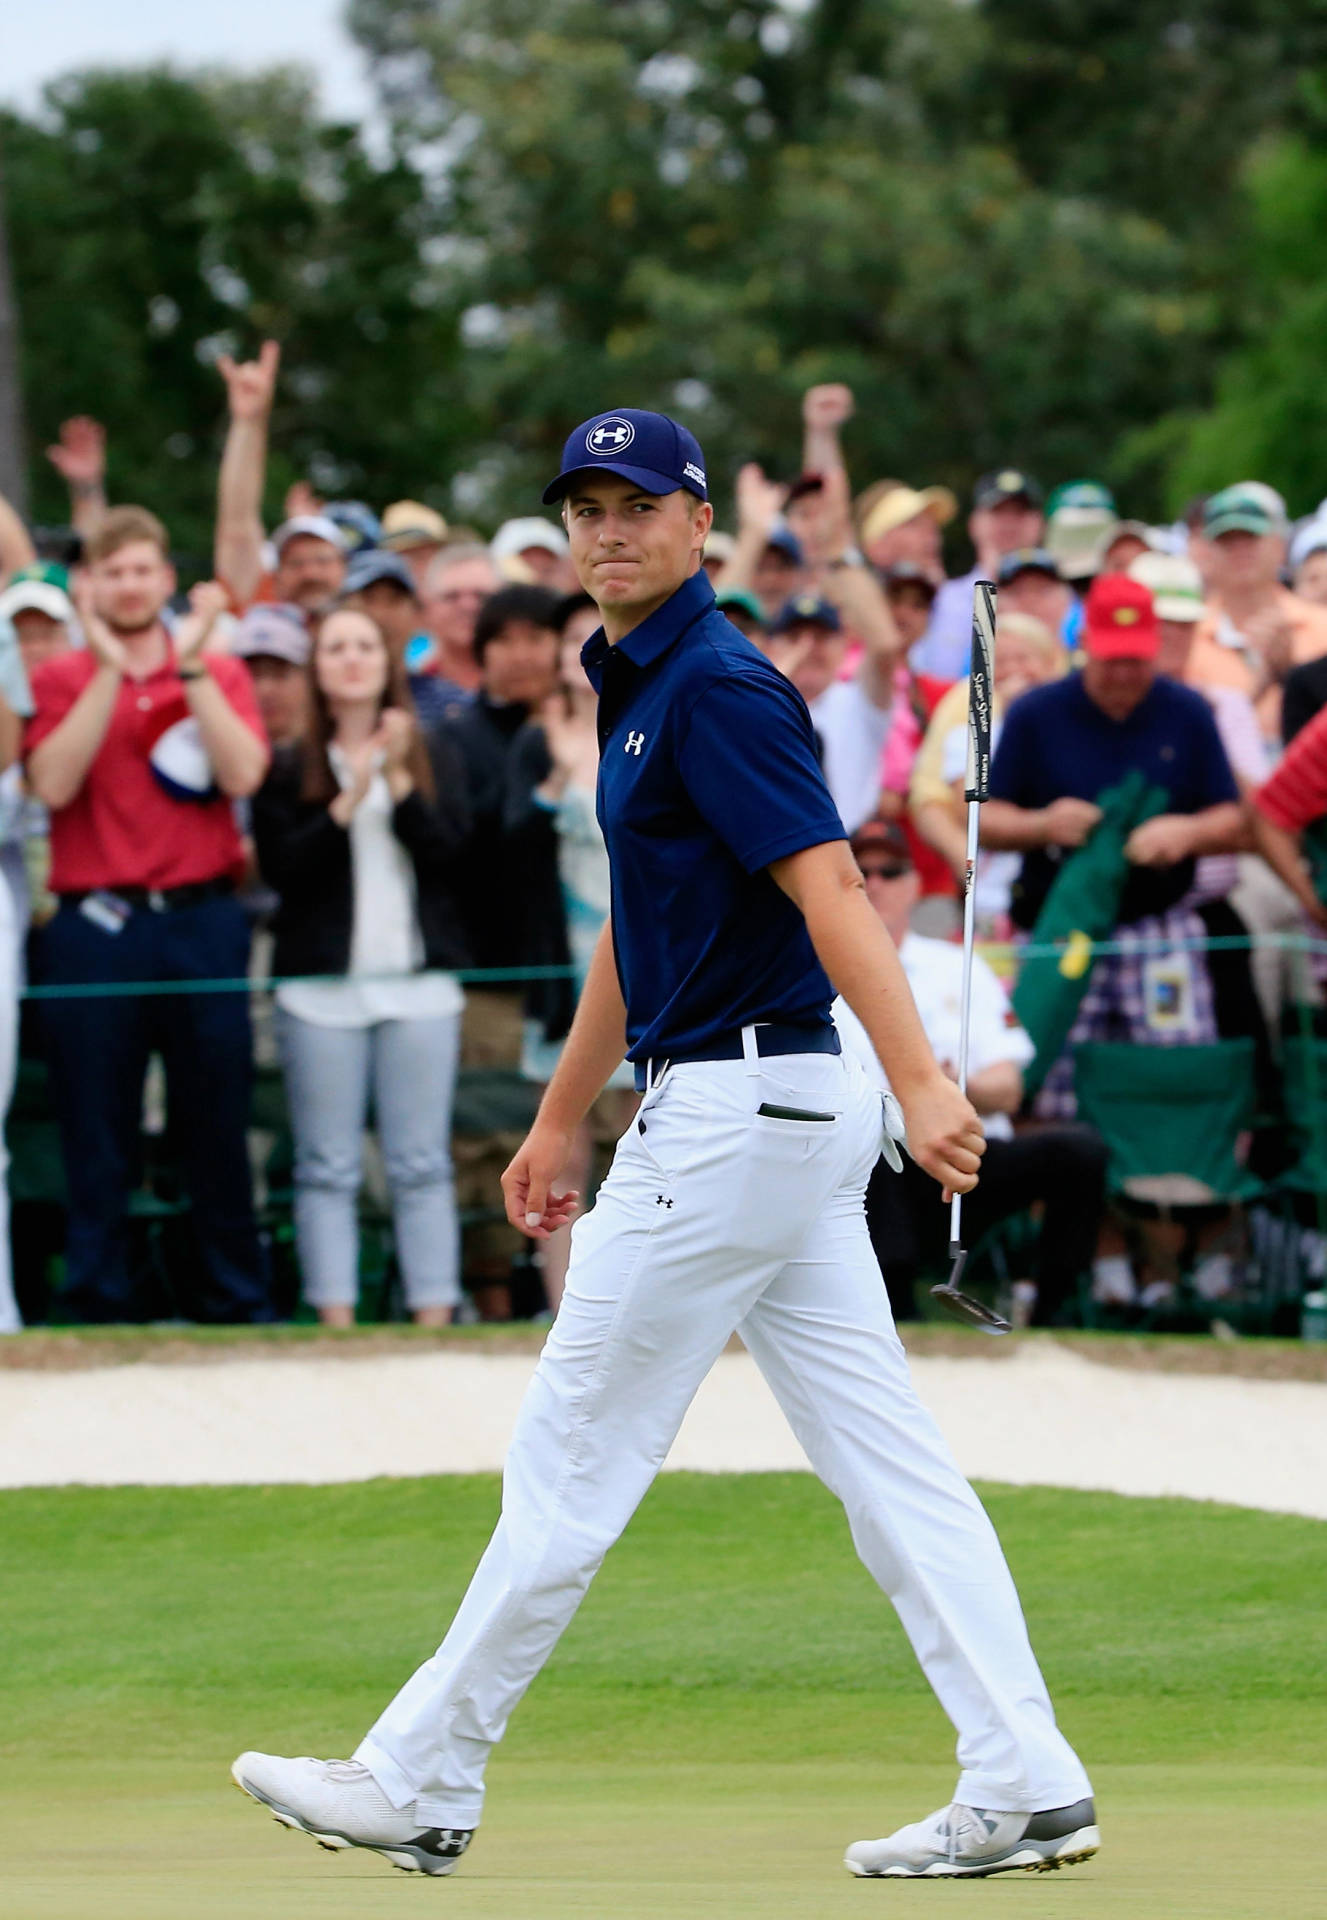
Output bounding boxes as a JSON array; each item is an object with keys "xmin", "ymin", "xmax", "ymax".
[{"xmin": 234, "ymin": 410, "xmax": 1097, "ymax": 1880}]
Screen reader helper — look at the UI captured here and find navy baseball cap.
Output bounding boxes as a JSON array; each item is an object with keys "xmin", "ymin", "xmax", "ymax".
[
  {"xmin": 772, "ymin": 593, "xmax": 842, "ymax": 635},
  {"xmin": 997, "ymin": 547, "xmax": 1061, "ymax": 586},
  {"xmin": 542, "ymin": 409, "xmax": 708, "ymax": 505}
]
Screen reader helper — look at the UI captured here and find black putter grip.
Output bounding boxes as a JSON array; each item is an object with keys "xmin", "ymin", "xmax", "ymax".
[{"xmin": 965, "ymin": 580, "xmax": 996, "ymax": 804}]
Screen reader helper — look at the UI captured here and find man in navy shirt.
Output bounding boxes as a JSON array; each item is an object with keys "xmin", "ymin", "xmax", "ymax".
[
  {"xmin": 235, "ymin": 413, "xmax": 1097, "ymax": 1883},
  {"xmin": 983, "ymin": 572, "xmax": 1241, "ymax": 1117}
]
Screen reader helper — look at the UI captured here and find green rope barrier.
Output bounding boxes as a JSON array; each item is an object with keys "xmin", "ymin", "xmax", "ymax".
[{"xmin": 14, "ymin": 931, "xmax": 1327, "ymax": 999}]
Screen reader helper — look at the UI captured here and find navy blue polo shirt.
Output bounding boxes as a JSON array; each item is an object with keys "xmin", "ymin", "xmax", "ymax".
[
  {"xmin": 989, "ymin": 670, "xmax": 1238, "ymax": 928},
  {"xmin": 583, "ymin": 571, "xmax": 846, "ymax": 1061}
]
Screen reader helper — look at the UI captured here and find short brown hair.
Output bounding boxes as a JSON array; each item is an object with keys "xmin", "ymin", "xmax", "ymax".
[{"xmin": 85, "ymin": 506, "xmax": 170, "ymax": 565}]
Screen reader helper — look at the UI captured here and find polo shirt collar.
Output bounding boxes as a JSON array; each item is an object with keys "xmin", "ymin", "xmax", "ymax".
[{"xmin": 581, "ymin": 571, "xmax": 716, "ymax": 689}]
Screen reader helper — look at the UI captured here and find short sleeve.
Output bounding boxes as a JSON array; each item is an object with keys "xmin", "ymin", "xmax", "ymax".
[
  {"xmin": 987, "ymin": 690, "xmax": 1039, "ymax": 806},
  {"xmin": 969, "ymin": 954, "xmax": 1035, "ymax": 1075},
  {"xmin": 23, "ymin": 657, "xmax": 85, "ymax": 755},
  {"xmin": 1254, "ymin": 705, "xmax": 1327, "ymax": 832},
  {"xmin": 678, "ymin": 669, "xmax": 845, "ymax": 873},
  {"xmin": 1185, "ymin": 692, "xmax": 1239, "ymax": 808}
]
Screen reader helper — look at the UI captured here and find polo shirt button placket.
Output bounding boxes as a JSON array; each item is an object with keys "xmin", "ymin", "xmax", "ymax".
[{"xmin": 148, "ymin": 890, "xmax": 167, "ymax": 913}]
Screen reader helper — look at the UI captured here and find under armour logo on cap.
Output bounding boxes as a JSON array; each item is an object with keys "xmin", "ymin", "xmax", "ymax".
[
  {"xmin": 587, "ymin": 418, "xmax": 636, "ymax": 454},
  {"xmin": 542, "ymin": 408, "xmax": 709, "ymax": 504}
]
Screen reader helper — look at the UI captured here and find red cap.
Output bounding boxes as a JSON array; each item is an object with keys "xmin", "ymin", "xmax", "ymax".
[{"xmin": 1082, "ymin": 573, "xmax": 1159, "ymax": 660}]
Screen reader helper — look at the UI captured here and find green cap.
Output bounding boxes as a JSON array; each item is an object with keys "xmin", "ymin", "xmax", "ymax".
[
  {"xmin": 715, "ymin": 587, "xmax": 765, "ymax": 626},
  {"xmin": 1046, "ymin": 479, "xmax": 1116, "ymax": 517},
  {"xmin": 7, "ymin": 559, "xmax": 70, "ymax": 594},
  {"xmin": 1203, "ymin": 484, "xmax": 1278, "ymax": 540}
]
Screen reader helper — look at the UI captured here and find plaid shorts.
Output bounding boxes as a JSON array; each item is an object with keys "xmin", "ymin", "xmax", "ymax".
[{"xmin": 1033, "ymin": 909, "xmax": 1219, "ymax": 1121}]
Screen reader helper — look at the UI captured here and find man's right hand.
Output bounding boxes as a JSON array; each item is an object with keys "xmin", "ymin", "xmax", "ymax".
[
  {"xmin": 502, "ymin": 1123, "xmax": 580, "ymax": 1238},
  {"xmin": 72, "ymin": 579, "xmax": 128, "ymax": 675},
  {"xmin": 734, "ymin": 462, "xmax": 787, "ymax": 542},
  {"xmin": 900, "ymin": 1071, "xmax": 985, "ymax": 1199},
  {"xmin": 1041, "ymin": 797, "xmax": 1103, "ymax": 848},
  {"xmin": 46, "ymin": 416, "xmax": 106, "ymax": 490},
  {"xmin": 217, "ymin": 340, "xmax": 280, "ymax": 422}
]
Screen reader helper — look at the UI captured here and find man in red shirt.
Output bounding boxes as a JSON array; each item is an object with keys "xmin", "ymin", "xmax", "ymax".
[
  {"xmin": 1249, "ymin": 705, "xmax": 1327, "ymax": 930},
  {"xmin": 24, "ymin": 506, "xmax": 272, "ymax": 1323}
]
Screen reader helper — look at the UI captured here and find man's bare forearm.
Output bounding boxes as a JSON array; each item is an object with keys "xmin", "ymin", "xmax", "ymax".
[
  {"xmin": 823, "ymin": 563, "xmax": 901, "ymax": 707},
  {"xmin": 980, "ymin": 799, "xmax": 1050, "ymax": 851},
  {"xmin": 184, "ymin": 674, "xmax": 269, "ymax": 798},
  {"xmin": 0, "ymin": 492, "xmax": 35, "ymax": 583},
  {"xmin": 773, "ymin": 843, "xmax": 941, "ymax": 1099},
  {"xmin": 214, "ymin": 416, "xmax": 268, "ymax": 603},
  {"xmin": 1249, "ymin": 807, "xmax": 1320, "ymax": 915},
  {"xmin": 27, "ymin": 666, "xmax": 122, "ymax": 808},
  {"xmin": 535, "ymin": 919, "xmax": 630, "ymax": 1132}
]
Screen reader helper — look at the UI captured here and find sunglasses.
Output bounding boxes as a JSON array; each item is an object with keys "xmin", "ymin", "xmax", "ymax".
[{"xmin": 859, "ymin": 862, "xmax": 912, "ymax": 881}]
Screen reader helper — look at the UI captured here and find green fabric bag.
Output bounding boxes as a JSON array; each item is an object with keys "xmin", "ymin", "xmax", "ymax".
[{"xmin": 1011, "ymin": 768, "xmax": 1170, "ymax": 1092}]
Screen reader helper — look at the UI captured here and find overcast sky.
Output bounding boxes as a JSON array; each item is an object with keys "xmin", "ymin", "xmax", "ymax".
[{"xmin": 2, "ymin": 1, "xmax": 374, "ymax": 121}]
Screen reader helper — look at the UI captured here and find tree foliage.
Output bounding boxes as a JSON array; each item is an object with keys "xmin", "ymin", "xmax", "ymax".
[
  {"xmin": 2, "ymin": 5, "xmax": 1325, "ymax": 543},
  {"xmin": 3, "ymin": 67, "xmax": 464, "ymax": 557}
]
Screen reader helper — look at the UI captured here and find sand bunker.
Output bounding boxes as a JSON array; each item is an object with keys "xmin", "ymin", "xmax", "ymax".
[{"xmin": 1, "ymin": 1339, "xmax": 1323, "ymax": 1518}]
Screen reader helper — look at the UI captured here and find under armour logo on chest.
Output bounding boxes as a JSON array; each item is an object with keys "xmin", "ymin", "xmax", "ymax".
[{"xmin": 625, "ymin": 732, "xmax": 646, "ymax": 755}]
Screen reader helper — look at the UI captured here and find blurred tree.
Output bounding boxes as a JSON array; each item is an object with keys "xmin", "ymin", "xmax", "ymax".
[
  {"xmin": 3, "ymin": 67, "xmax": 466, "ymax": 561},
  {"xmin": 975, "ymin": 1, "xmax": 1327, "ymax": 236},
  {"xmin": 346, "ymin": 0, "xmax": 1219, "ymax": 520},
  {"xmin": 1130, "ymin": 124, "xmax": 1327, "ymax": 514}
]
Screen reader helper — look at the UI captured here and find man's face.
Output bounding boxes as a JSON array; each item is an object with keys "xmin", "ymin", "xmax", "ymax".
[
  {"xmin": 1156, "ymin": 618, "xmax": 1197, "ymax": 679},
  {"xmin": 1102, "ymin": 533, "xmax": 1150, "ymax": 574},
  {"xmin": 885, "ymin": 583, "xmax": 934, "ymax": 650},
  {"xmin": 564, "ymin": 475, "xmax": 712, "ymax": 626},
  {"xmin": 782, "ymin": 620, "xmax": 848, "ymax": 705},
  {"xmin": 13, "ymin": 608, "xmax": 70, "ymax": 673},
  {"xmin": 424, "ymin": 556, "xmax": 501, "ymax": 651},
  {"xmin": 860, "ymin": 856, "xmax": 921, "ymax": 945},
  {"xmin": 994, "ymin": 629, "xmax": 1056, "ymax": 703},
  {"xmin": 865, "ymin": 510, "xmax": 942, "ymax": 573},
  {"xmin": 1083, "ymin": 655, "xmax": 1155, "ymax": 722},
  {"xmin": 482, "ymin": 619, "xmax": 559, "ymax": 706},
  {"xmin": 519, "ymin": 544, "xmax": 575, "ymax": 592},
  {"xmin": 91, "ymin": 539, "xmax": 175, "ymax": 634},
  {"xmin": 1000, "ymin": 570, "xmax": 1071, "ymax": 635},
  {"xmin": 1206, "ymin": 528, "xmax": 1282, "ymax": 596},
  {"xmin": 275, "ymin": 535, "xmax": 346, "ymax": 615},
  {"xmin": 347, "ymin": 581, "xmax": 418, "ymax": 658},
  {"xmin": 246, "ymin": 655, "xmax": 307, "ymax": 746},
  {"xmin": 1295, "ymin": 551, "xmax": 1327, "ymax": 607},
  {"xmin": 971, "ymin": 498, "xmax": 1043, "ymax": 560},
  {"xmin": 752, "ymin": 545, "xmax": 804, "ymax": 617},
  {"xmin": 396, "ymin": 540, "xmax": 444, "ymax": 593}
]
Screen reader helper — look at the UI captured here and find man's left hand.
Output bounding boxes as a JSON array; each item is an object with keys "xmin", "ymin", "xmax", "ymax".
[
  {"xmin": 175, "ymin": 581, "xmax": 229, "ymax": 665},
  {"xmin": 1125, "ymin": 814, "xmax": 1195, "ymax": 867}
]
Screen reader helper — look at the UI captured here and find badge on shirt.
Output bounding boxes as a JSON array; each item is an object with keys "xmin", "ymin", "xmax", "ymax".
[{"xmin": 1143, "ymin": 952, "xmax": 1197, "ymax": 1034}]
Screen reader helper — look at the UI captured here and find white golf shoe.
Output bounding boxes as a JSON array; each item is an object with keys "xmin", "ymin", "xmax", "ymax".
[
  {"xmin": 844, "ymin": 1797, "xmax": 1099, "ymax": 1878},
  {"xmin": 231, "ymin": 1751, "xmax": 472, "ymax": 1876}
]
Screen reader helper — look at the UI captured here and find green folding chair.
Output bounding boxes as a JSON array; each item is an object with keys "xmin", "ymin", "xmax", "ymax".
[{"xmin": 1072, "ymin": 1039, "xmax": 1263, "ymax": 1326}]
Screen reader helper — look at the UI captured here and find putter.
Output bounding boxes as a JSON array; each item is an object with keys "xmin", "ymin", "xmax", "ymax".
[{"xmin": 930, "ymin": 580, "xmax": 1011, "ymax": 1336}]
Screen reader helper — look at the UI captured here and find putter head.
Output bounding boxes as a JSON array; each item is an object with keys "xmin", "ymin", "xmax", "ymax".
[{"xmin": 931, "ymin": 1246, "xmax": 1011, "ymax": 1334}]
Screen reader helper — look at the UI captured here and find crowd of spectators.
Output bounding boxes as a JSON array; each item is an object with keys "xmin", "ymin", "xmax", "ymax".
[{"xmin": 1, "ymin": 353, "xmax": 1326, "ymax": 1337}]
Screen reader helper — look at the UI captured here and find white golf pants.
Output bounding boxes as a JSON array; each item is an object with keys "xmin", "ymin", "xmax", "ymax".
[{"xmin": 356, "ymin": 1045, "xmax": 1091, "ymax": 1828}]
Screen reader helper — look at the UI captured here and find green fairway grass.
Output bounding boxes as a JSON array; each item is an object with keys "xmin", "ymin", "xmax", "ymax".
[{"xmin": 3, "ymin": 1474, "xmax": 1324, "ymax": 1918}]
